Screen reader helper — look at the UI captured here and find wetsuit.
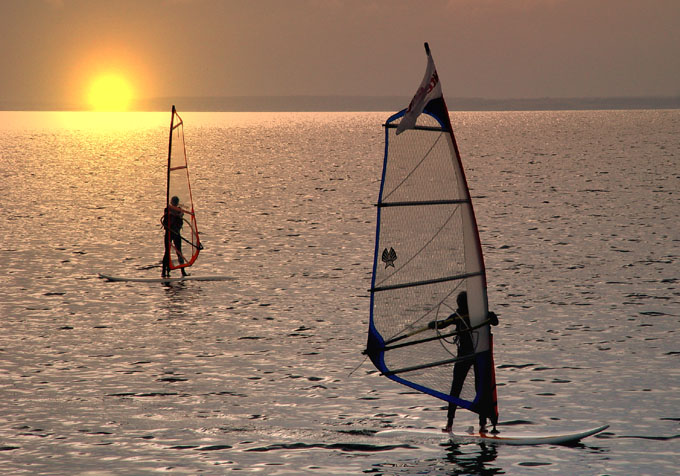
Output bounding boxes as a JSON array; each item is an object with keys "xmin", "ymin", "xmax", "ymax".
[{"xmin": 162, "ymin": 206, "xmax": 185, "ymax": 276}]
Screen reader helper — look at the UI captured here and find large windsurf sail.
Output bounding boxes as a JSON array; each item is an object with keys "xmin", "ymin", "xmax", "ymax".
[
  {"xmin": 164, "ymin": 105, "xmax": 201, "ymax": 269},
  {"xmin": 366, "ymin": 43, "xmax": 498, "ymax": 422}
]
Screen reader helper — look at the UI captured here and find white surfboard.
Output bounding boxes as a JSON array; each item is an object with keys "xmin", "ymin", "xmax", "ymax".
[
  {"xmin": 98, "ymin": 273, "xmax": 236, "ymax": 283},
  {"xmin": 375, "ymin": 424, "xmax": 609, "ymax": 446}
]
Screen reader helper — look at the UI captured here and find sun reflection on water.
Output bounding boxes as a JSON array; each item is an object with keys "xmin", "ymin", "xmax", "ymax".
[{"xmin": 0, "ymin": 111, "xmax": 168, "ymax": 131}]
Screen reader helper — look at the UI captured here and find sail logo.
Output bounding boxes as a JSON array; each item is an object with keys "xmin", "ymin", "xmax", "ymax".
[
  {"xmin": 405, "ymin": 70, "xmax": 439, "ymax": 115},
  {"xmin": 382, "ymin": 247, "xmax": 397, "ymax": 268}
]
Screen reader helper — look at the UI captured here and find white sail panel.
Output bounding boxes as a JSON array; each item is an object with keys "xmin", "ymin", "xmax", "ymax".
[{"xmin": 366, "ymin": 64, "xmax": 496, "ymax": 422}]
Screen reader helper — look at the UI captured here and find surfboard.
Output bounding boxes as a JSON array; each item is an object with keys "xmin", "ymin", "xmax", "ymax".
[
  {"xmin": 98, "ymin": 273, "xmax": 235, "ymax": 283},
  {"xmin": 375, "ymin": 424, "xmax": 609, "ymax": 446}
]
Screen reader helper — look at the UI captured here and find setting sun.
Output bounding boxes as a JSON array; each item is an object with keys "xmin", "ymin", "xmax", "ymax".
[{"xmin": 87, "ymin": 74, "xmax": 134, "ymax": 111}]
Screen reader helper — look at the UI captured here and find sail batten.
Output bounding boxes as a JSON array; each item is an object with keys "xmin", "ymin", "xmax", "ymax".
[
  {"xmin": 377, "ymin": 199, "xmax": 470, "ymax": 207},
  {"xmin": 383, "ymin": 354, "xmax": 475, "ymax": 376},
  {"xmin": 382, "ymin": 319, "xmax": 494, "ymax": 350},
  {"xmin": 370, "ymin": 271, "xmax": 484, "ymax": 293},
  {"xmin": 384, "ymin": 124, "xmax": 445, "ymax": 132}
]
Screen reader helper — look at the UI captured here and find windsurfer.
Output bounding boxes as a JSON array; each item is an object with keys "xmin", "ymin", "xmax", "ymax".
[
  {"xmin": 161, "ymin": 196, "xmax": 187, "ymax": 277},
  {"xmin": 428, "ymin": 291, "xmax": 499, "ymax": 434}
]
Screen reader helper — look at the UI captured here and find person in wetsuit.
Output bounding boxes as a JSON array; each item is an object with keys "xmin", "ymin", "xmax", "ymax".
[
  {"xmin": 428, "ymin": 291, "xmax": 499, "ymax": 433},
  {"xmin": 161, "ymin": 196, "xmax": 187, "ymax": 278}
]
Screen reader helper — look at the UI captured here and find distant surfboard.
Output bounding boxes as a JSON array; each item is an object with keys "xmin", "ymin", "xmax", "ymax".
[
  {"xmin": 98, "ymin": 273, "xmax": 235, "ymax": 283},
  {"xmin": 375, "ymin": 424, "xmax": 609, "ymax": 446}
]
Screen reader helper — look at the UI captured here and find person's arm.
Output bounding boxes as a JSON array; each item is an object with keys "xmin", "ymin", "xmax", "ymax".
[{"xmin": 428, "ymin": 314, "xmax": 457, "ymax": 329}]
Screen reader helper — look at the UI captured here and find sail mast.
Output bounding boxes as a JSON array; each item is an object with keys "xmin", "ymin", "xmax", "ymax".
[{"xmin": 165, "ymin": 105, "xmax": 176, "ymax": 225}]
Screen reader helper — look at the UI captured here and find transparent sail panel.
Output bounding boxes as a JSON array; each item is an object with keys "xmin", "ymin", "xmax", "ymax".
[{"xmin": 368, "ymin": 109, "xmax": 490, "ymax": 412}]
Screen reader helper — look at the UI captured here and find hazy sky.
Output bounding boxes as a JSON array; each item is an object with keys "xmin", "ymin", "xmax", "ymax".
[{"xmin": 2, "ymin": 0, "xmax": 679, "ymax": 109}]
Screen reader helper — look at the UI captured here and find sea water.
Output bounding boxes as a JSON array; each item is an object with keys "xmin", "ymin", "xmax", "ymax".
[{"xmin": 0, "ymin": 110, "xmax": 677, "ymax": 475}]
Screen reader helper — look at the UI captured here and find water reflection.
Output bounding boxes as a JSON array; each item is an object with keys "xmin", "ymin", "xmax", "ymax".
[
  {"xmin": 363, "ymin": 442, "xmax": 501, "ymax": 476},
  {"xmin": 0, "ymin": 111, "xmax": 167, "ymax": 130},
  {"xmin": 443, "ymin": 442, "xmax": 501, "ymax": 476},
  {"xmin": 159, "ymin": 281, "xmax": 204, "ymax": 320},
  {"xmin": 1, "ymin": 110, "xmax": 677, "ymax": 475}
]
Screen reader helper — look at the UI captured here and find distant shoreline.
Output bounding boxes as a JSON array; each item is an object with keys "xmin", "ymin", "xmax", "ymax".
[{"xmin": 2, "ymin": 95, "xmax": 679, "ymax": 112}]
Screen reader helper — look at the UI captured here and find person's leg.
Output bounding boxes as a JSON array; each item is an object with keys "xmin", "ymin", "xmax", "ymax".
[
  {"xmin": 173, "ymin": 235, "xmax": 187, "ymax": 275},
  {"xmin": 162, "ymin": 233, "xmax": 171, "ymax": 276},
  {"xmin": 445, "ymin": 361, "xmax": 472, "ymax": 431}
]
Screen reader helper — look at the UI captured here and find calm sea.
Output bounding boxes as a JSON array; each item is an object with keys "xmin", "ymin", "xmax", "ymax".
[{"xmin": 0, "ymin": 110, "xmax": 678, "ymax": 475}]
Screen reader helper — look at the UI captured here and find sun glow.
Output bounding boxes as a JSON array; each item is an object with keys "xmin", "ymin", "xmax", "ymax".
[{"xmin": 87, "ymin": 74, "xmax": 134, "ymax": 111}]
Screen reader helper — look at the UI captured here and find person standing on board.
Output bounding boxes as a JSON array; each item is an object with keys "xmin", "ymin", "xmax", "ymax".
[
  {"xmin": 161, "ymin": 196, "xmax": 187, "ymax": 278},
  {"xmin": 428, "ymin": 291, "xmax": 499, "ymax": 433}
]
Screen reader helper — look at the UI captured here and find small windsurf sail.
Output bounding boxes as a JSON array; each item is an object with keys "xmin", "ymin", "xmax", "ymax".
[
  {"xmin": 163, "ymin": 105, "xmax": 201, "ymax": 270},
  {"xmin": 366, "ymin": 43, "xmax": 498, "ymax": 423}
]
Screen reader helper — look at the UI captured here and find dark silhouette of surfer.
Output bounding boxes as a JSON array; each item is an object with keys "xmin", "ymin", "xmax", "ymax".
[
  {"xmin": 428, "ymin": 291, "xmax": 499, "ymax": 433},
  {"xmin": 161, "ymin": 196, "xmax": 187, "ymax": 278}
]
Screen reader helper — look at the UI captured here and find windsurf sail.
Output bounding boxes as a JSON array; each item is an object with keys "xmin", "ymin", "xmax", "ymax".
[
  {"xmin": 163, "ymin": 105, "xmax": 201, "ymax": 269},
  {"xmin": 366, "ymin": 43, "xmax": 498, "ymax": 423}
]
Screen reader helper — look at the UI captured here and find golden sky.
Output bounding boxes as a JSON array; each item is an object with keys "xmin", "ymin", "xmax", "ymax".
[{"xmin": 1, "ymin": 0, "xmax": 679, "ymax": 110}]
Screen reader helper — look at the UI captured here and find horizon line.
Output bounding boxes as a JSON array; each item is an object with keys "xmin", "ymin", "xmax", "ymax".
[{"xmin": 1, "ymin": 94, "xmax": 679, "ymax": 112}]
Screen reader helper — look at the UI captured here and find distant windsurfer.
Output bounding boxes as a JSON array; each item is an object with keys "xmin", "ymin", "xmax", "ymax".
[
  {"xmin": 428, "ymin": 291, "xmax": 499, "ymax": 434},
  {"xmin": 161, "ymin": 196, "xmax": 187, "ymax": 278}
]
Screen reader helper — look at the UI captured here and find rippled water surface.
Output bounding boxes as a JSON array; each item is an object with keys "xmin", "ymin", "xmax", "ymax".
[{"xmin": 1, "ymin": 110, "xmax": 678, "ymax": 475}]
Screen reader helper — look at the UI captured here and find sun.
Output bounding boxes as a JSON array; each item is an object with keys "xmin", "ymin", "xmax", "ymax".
[{"xmin": 87, "ymin": 74, "xmax": 134, "ymax": 111}]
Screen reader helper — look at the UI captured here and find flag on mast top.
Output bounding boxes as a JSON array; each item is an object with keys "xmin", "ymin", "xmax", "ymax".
[{"xmin": 396, "ymin": 42, "xmax": 444, "ymax": 135}]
